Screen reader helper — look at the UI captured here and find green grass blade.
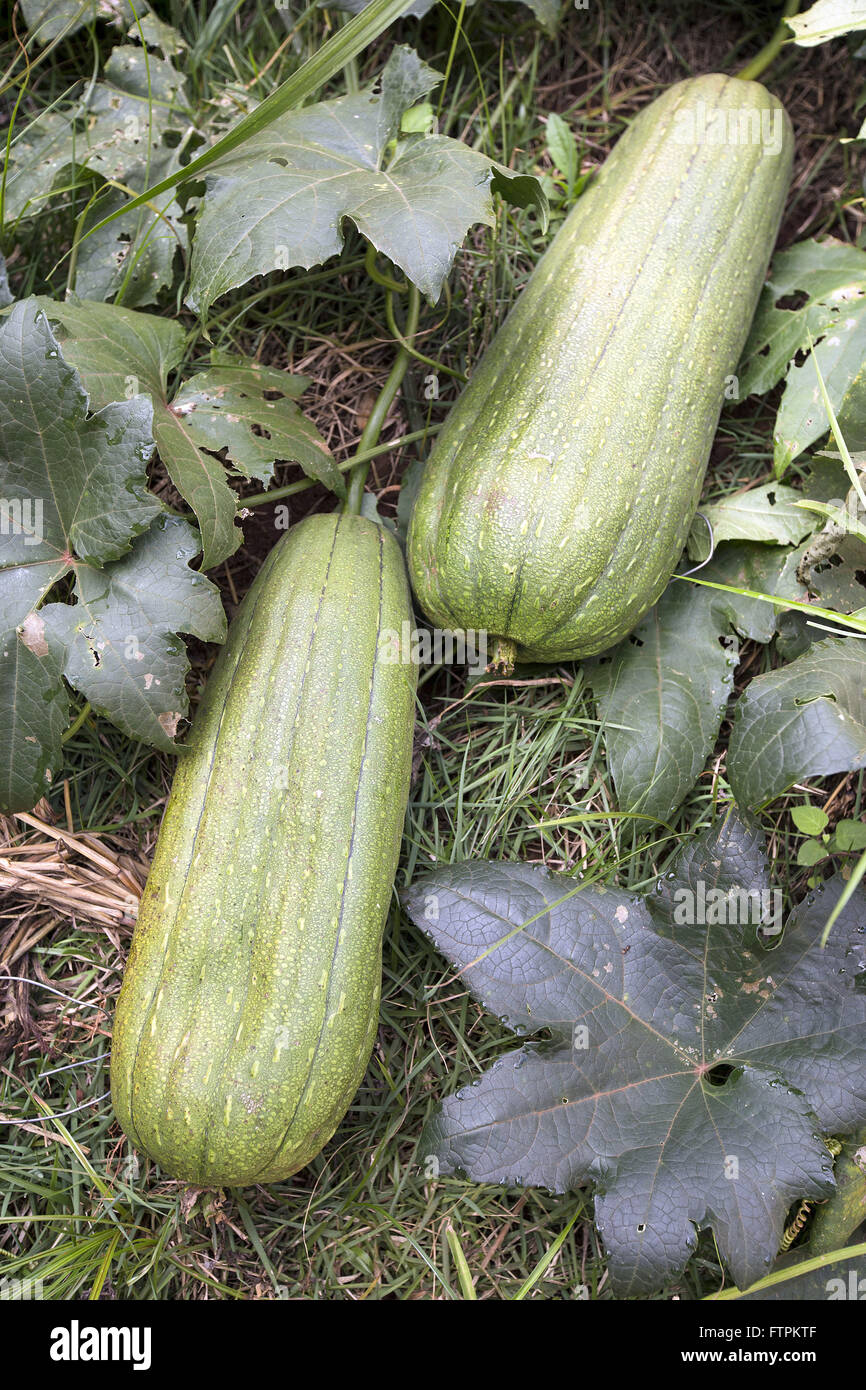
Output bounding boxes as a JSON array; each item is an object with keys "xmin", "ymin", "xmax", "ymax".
[
  {"xmin": 704, "ymin": 1240, "xmax": 866, "ymax": 1300},
  {"xmin": 445, "ymin": 1224, "xmax": 478, "ymax": 1299},
  {"xmin": 511, "ymin": 1211, "xmax": 581, "ymax": 1300}
]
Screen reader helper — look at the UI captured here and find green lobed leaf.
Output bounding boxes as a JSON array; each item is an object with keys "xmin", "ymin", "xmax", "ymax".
[
  {"xmin": 81, "ymin": 0, "xmax": 421, "ymax": 248},
  {"xmin": 404, "ymin": 812, "xmax": 866, "ymax": 1294},
  {"xmin": 728, "ymin": 637, "xmax": 866, "ymax": 809},
  {"xmin": 171, "ymin": 357, "xmax": 344, "ymax": 496},
  {"xmin": 803, "ymin": 534, "xmax": 866, "ymax": 617},
  {"xmin": 73, "ymin": 146, "xmax": 189, "ymax": 309},
  {"xmin": 793, "ymin": 457, "xmax": 866, "ymax": 621},
  {"xmin": 187, "ymin": 46, "xmax": 546, "ymax": 315},
  {"xmin": 0, "ymin": 298, "xmax": 160, "ymax": 570},
  {"xmin": 589, "ymin": 544, "xmax": 806, "ymax": 822},
  {"xmin": 33, "ymin": 298, "xmax": 337, "ymax": 568},
  {"xmin": 42, "ymin": 514, "xmax": 226, "ymax": 751},
  {"xmin": 31, "ymin": 297, "xmax": 237, "ymax": 570}
]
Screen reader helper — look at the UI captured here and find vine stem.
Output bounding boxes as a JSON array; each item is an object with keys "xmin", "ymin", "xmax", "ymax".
[
  {"xmin": 384, "ymin": 291, "xmax": 466, "ymax": 380},
  {"xmin": 344, "ymin": 283, "xmax": 421, "ymax": 516},
  {"xmin": 240, "ymin": 424, "xmax": 441, "ymax": 509},
  {"xmin": 735, "ymin": 0, "xmax": 799, "ymax": 83},
  {"xmin": 365, "ymin": 241, "xmax": 408, "ymax": 293}
]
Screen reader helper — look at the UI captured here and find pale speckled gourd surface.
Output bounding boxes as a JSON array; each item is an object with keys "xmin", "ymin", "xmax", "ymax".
[
  {"xmin": 111, "ymin": 513, "xmax": 417, "ymax": 1186},
  {"xmin": 408, "ymin": 74, "xmax": 794, "ymax": 662}
]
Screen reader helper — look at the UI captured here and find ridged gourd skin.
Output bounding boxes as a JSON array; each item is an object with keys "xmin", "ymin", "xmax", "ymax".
[
  {"xmin": 111, "ymin": 513, "xmax": 417, "ymax": 1187},
  {"xmin": 407, "ymin": 74, "xmax": 794, "ymax": 664}
]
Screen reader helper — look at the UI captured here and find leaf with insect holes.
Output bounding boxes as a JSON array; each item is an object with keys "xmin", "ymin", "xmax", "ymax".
[
  {"xmin": 4, "ymin": 38, "xmax": 192, "ymax": 307},
  {"xmin": 0, "ymin": 298, "xmax": 224, "ymax": 813},
  {"xmin": 790, "ymin": 452, "xmax": 866, "ymax": 623},
  {"xmin": 738, "ymin": 238, "xmax": 866, "ymax": 474},
  {"xmin": 171, "ymin": 355, "xmax": 344, "ymax": 496},
  {"xmin": 787, "ymin": 0, "xmax": 866, "ymax": 46},
  {"xmin": 187, "ymin": 45, "xmax": 547, "ymax": 315},
  {"xmin": 35, "ymin": 298, "xmax": 337, "ymax": 569},
  {"xmin": 73, "ymin": 145, "xmax": 189, "ymax": 309},
  {"xmin": 404, "ymin": 811, "xmax": 866, "ymax": 1295},
  {"xmin": 41, "ymin": 514, "xmax": 225, "ymax": 751},
  {"xmin": 588, "ymin": 543, "xmax": 806, "ymax": 822},
  {"xmin": 727, "ymin": 636, "xmax": 866, "ymax": 809},
  {"xmin": 34, "ymin": 298, "xmax": 236, "ymax": 568},
  {"xmin": 21, "ymin": 0, "xmax": 151, "ymax": 45},
  {"xmin": 330, "ymin": 0, "xmax": 561, "ymax": 30},
  {"xmin": 126, "ymin": 13, "xmax": 187, "ymax": 56}
]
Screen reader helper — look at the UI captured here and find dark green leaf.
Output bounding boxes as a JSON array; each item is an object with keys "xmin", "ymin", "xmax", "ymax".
[
  {"xmin": 404, "ymin": 813, "xmax": 866, "ymax": 1294},
  {"xmin": 0, "ymin": 298, "xmax": 159, "ymax": 570},
  {"xmin": 34, "ymin": 299, "xmax": 337, "ymax": 567},
  {"xmin": 647, "ymin": 810, "xmax": 776, "ymax": 948},
  {"xmin": 728, "ymin": 637, "xmax": 866, "ymax": 808},
  {"xmin": 42, "ymin": 515, "xmax": 226, "ymax": 751},
  {"xmin": 32, "ymin": 297, "xmax": 238, "ymax": 570},
  {"xmin": 74, "ymin": 147, "xmax": 189, "ymax": 308},
  {"xmin": 0, "ymin": 299, "xmax": 225, "ymax": 810},
  {"xmin": 188, "ymin": 46, "xmax": 546, "ymax": 314}
]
